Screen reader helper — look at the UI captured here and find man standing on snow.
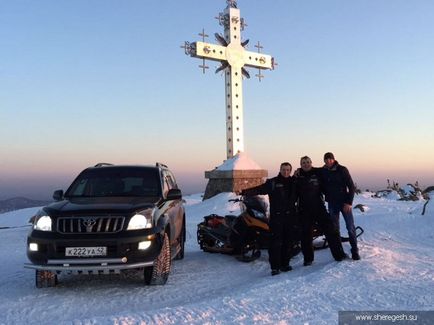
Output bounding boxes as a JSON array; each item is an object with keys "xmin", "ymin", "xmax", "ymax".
[
  {"xmin": 295, "ymin": 156, "xmax": 347, "ymax": 266},
  {"xmin": 242, "ymin": 162, "xmax": 297, "ymax": 276},
  {"xmin": 322, "ymin": 152, "xmax": 360, "ymax": 260}
]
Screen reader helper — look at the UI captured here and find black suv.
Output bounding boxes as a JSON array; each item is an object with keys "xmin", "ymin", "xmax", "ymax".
[{"xmin": 25, "ymin": 163, "xmax": 186, "ymax": 287}]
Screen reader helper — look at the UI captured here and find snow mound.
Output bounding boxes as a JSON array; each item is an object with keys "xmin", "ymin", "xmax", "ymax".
[
  {"xmin": 360, "ymin": 191, "xmax": 376, "ymax": 199},
  {"xmin": 216, "ymin": 152, "xmax": 263, "ymax": 171},
  {"xmin": 375, "ymin": 190, "xmax": 402, "ymax": 200},
  {"xmin": 374, "ymin": 183, "xmax": 427, "ymax": 202}
]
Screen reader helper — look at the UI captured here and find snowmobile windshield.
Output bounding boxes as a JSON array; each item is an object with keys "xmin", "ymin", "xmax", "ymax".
[
  {"xmin": 65, "ymin": 167, "xmax": 161, "ymax": 198},
  {"xmin": 244, "ymin": 196, "xmax": 268, "ymax": 215}
]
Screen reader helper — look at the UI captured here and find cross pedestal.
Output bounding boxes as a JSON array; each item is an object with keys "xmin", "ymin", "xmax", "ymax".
[
  {"xmin": 203, "ymin": 169, "xmax": 268, "ymax": 200},
  {"xmin": 203, "ymin": 153, "xmax": 268, "ymax": 200}
]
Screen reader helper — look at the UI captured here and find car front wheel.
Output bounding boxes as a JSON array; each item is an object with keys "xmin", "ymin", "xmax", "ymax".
[{"xmin": 144, "ymin": 232, "xmax": 171, "ymax": 285}]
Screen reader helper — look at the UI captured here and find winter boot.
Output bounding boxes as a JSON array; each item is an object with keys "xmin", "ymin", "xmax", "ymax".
[
  {"xmin": 352, "ymin": 252, "xmax": 361, "ymax": 260},
  {"xmin": 280, "ymin": 265, "xmax": 293, "ymax": 272},
  {"xmin": 335, "ymin": 253, "xmax": 349, "ymax": 262},
  {"xmin": 271, "ymin": 269, "xmax": 280, "ymax": 276}
]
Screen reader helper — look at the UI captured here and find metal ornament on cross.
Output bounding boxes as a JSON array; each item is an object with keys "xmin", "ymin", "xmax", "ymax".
[{"xmin": 182, "ymin": 0, "xmax": 276, "ymax": 159}]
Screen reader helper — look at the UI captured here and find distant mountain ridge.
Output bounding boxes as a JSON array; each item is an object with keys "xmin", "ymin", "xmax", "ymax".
[{"xmin": 0, "ymin": 197, "xmax": 51, "ymax": 214}]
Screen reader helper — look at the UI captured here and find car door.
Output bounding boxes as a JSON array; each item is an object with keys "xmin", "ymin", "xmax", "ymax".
[{"xmin": 162, "ymin": 171, "xmax": 183, "ymax": 247}]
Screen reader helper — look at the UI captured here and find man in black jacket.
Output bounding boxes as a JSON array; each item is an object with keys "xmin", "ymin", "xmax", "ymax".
[
  {"xmin": 242, "ymin": 162, "xmax": 297, "ymax": 276},
  {"xmin": 295, "ymin": 156, "xmax": 347, "ymax": 266},
  {"xmin": 322, "ymin": 152, "xmax": 360, "ymax": 260}
]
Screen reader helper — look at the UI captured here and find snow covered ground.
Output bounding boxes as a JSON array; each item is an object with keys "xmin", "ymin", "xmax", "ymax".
[{"xmin": 0, "ymin": 193, "xmax": 433, "ymax": 325}]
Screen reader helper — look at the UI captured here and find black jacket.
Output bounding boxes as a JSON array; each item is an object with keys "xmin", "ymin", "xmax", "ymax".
[
  {"xmin": 321, "ymin": 161, "xmax": 355, "ymax": 205},
  {"xmin": 242, "ymin": 174, "xmax": 296, "ymax": 218},
  {"xmin": 295, "ymin": 168, "xmax": 325, "ymax": 211}
]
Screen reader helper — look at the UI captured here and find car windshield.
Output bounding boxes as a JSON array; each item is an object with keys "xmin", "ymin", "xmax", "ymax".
[{"xmin": 65, "ymin": 167, "xmax": 161, "ymax": 197}]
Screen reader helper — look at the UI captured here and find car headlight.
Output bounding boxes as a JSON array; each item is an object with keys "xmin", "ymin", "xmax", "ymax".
[
  {"xmin": 34, "ymin": 215, "xmax": 52, "ymax": 231},
  {"xmin": 127, "ymin": 208, "xmax": 154, "ymax": 230}
]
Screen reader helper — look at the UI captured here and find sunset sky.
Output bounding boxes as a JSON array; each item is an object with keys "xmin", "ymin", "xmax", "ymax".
[{"xmin": 1, "ymin": 0, "xmax": 434, "ymax": 199}]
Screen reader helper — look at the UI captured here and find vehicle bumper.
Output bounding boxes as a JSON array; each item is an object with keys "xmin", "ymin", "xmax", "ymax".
[
  {"xmin": 26, "ymin": 229, "xmax": 163, "ymax": 272},
  {"xmin": 24, "ymin": 258, "xmax": 153, "ymax": 273}
]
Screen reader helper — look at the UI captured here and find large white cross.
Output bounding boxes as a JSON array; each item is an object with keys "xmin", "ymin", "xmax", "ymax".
[{"xmin": 183, "ymin": 0, "xmax": 275, "ymax": 159}]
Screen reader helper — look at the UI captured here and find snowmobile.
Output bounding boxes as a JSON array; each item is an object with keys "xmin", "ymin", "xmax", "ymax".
[{"xmin": 197, "ymin": 195, "xmax": 300, "ymax": 262}]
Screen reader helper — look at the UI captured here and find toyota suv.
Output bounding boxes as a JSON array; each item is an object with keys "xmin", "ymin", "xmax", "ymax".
[{"xmin": 25, "ymin": 163, "xmax": 186, "ymax": 287}]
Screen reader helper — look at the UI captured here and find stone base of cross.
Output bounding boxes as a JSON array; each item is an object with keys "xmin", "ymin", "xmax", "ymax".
[
  {"xmin": 203, "ymin": 153, "xmax": 268, "ymax": 199},
  {"xmin": 204, "ymin": 169, "xmax": 268, "ymax": 200}
]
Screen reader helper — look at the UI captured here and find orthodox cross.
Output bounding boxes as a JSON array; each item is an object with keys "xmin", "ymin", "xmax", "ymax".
[{"xmin": 182, "ymin": 0, "xmax": 276, "ymax": 159}]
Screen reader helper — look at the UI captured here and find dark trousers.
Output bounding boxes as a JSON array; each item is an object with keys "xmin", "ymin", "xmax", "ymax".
[
  {"xmin": 328, "ymin": 202, "xmax": 358, "ymax": 254},
  {"xmin": 268, "ymin": 215, "xmax": 294, "ymax": 270},
  {"xmin": 300, "ymin": 205, "xmax": 345, "ymax": 262}
]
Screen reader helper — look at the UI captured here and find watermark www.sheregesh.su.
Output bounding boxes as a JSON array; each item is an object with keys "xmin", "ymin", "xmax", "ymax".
[{"xmin": 338, "ymin": 311, "xmax": 434, "ymax": 324}]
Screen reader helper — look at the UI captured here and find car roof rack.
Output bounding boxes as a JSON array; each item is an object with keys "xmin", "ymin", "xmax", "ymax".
[
  {"xmin": 94, "ymin": 163, "xmax": 114, "ymax": 167},
  {"xmin": 156, "ymin": 162, "xmax": 168, "ymax": 168}
]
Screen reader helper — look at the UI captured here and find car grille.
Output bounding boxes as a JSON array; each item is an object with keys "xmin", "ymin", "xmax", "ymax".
[{"xmin": 57, "ymin": 216, "xmax": 125, "ymax": 234}]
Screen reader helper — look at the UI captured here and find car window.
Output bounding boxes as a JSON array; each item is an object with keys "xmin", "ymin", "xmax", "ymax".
[
  {"xmin": 167, "ymin": 171, "xmax": 178, "ymax": 189},
  {"xmin": 161, "ymin": 170, "xmax": 178, "ymax": 197},
  {"xmin": 66, "ymin": 168, "xmax": 161, "ymax": 197},
  {"xmin": 165, "ymin": 175, "xmax": 174, "ymax": 190},
  {"xmin": 161, "ymin": 171, "xmax": 170, "ymax": 197}
]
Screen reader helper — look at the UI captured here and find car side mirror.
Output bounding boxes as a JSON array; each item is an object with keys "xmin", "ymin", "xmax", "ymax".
[
  {"xmin": 166, "ymin": 188, "xmax": 182, "ymax": 201},
  {"xmin": 53, "ymin": 189, "xmax": 64, "ymax": 201}
]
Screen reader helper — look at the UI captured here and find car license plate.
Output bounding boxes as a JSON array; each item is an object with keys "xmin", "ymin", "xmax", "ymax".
[{"xmin": 65, "ymin": 247, "xmax": 107, "ymax": 257}]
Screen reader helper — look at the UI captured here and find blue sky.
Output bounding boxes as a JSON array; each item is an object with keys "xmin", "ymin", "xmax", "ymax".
[{"xmin": 1, "ymin": 0, "xmax": 434, "ymax": 199}]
